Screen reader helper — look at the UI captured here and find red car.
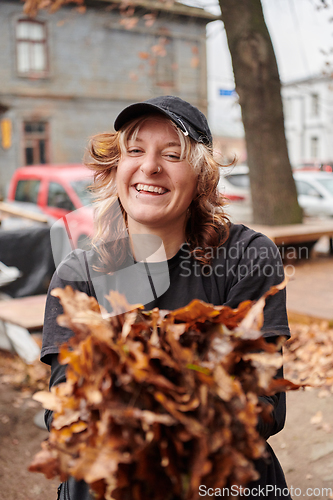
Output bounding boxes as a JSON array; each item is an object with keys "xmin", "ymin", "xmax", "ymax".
[{"xmin": 7, "ymin": 164, "xmax": 94, "ymax": 248}]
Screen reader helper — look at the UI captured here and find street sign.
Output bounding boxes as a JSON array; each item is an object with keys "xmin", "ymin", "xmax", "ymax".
[{"xmin": 219, "ymin": 89, "xmax": 236, "ymax": 96}]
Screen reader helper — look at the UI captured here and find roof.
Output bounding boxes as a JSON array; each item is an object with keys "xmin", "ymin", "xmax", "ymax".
[
  {"xmin": 90, "ymin": 0, "xmax": 219, "ymax": 21},
  {"xmin": 282, "ymin": 74, "xmax": 333, "ymax": 88},
  {"xmin": 14, "ymin": 164, "xmax": 92, "ymax": 180}
]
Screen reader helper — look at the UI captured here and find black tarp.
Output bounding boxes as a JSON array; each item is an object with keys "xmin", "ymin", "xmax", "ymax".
[{"xmin": 0, "ymin": 226, "xmax": 56, "ymax": 297}]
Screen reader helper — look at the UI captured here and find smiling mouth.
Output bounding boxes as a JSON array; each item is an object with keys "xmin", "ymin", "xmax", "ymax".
[{"xmin": 135, "ymin": 183, "xmax": 169, "ymax": 194}]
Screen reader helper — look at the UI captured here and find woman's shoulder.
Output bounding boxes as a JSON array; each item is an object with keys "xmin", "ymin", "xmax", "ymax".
[
  {"xmin": 227, "ymin": 222, "xmax": 273, "ymax": 245},
  {"xmin": 216, "ymin": 223, "xmax": 281, "ymax": 264},
  {"xmin": 226, "ymin": 222, "xmax": 278, "ymax": 249},
  {"xmin": 55, "ymin": 246, "xmax": 101, "ymax": 283}
]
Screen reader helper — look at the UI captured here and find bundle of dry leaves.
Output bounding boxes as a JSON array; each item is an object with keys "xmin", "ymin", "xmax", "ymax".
[{"xmin": 29, "ymin": 282, "xmax": 297, "ymax": 500}]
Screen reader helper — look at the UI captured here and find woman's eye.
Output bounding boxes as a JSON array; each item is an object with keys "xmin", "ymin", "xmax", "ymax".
[
  {"xmin": 127, "ymin": 148, "xmax": 142, "ymax": 154},
  {"xmin": 165, "ymin": 153, "xmax": 181, "ymax": 160}
]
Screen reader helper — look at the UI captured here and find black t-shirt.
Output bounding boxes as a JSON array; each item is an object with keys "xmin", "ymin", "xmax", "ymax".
[
  {"xmin": 42, "ymin": 223, "xmax": 289, "ymax": 362},
  {"xmin": 41, "ymin": 223, "xmax": 291, "ymax": 499}
]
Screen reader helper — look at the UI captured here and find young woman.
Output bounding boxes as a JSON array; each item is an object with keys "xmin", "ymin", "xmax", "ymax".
[{"xmin": 42, "ymin": 96, "xmax": 291, "ymax": 500}]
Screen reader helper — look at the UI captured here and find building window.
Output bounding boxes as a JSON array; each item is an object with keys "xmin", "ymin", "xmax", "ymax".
[
  {"xmin": 16, "ymin": 19, "xmax": 48, "ymax": 76},
  {"xmin": 310, "ymin": 136, "xmax": 319, "ymax": 159},
  {"xmin": 283, "ymin": 98, "xmax": 292, "ymax": 120},
  {"xmin": 23, "ymin": 121, "xmax": 49, "ymax": 165},
  {"xmin": 154, "ymin": 37, "xmax": 175, "ymax": 88},
  {"xmin": 311, "ymin": 93, "xmax": 319, "ymax": 116}
]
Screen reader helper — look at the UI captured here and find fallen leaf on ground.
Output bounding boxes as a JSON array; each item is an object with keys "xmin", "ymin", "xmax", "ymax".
[{"xmin": 310, "ymin": 411, "xmax": 323, "ymax": 425}]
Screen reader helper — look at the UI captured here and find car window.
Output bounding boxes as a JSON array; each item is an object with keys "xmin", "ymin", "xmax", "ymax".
[
  {"xmin": 295, "ymin": 180, "xmax": 322, "ymax": 198},
  {"xmin": 47, "ymin": 182, "xmax": 75, "ymax": 211},
  {"xmin": 225, "ymin": 174, "xmax": 250, "ymax": 188},
  {"xmin": 14, "ymin": 179, "xmax": 41, "ymax": 203},
  {"xmin": 316, "ymin": 178, "xmax": 333, "ymax": 196},
  {"xmin": 70, "ymin": 179, "xmax": 92, "ymax": 206}
]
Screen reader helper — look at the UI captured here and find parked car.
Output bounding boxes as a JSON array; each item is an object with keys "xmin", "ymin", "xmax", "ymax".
[
  {"xmin": 293, "ymin": 170, "xmax": 333, "ymax": 217},
  {"xmin": 218, "ymin": 166, "xmax": 333, "ymax": 220},
  {"xmin": 218, "ymin": 165, "xmax": 250, "ymax": 202},
  {"xmin": 6, "ymin": 164, "xmax": 94, "ymax": 247},
  {"xmin": 218, "ymin": 165, "xmax": 252, "ymax": 223}
]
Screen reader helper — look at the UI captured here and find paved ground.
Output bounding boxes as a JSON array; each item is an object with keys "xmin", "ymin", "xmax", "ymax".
[
  {"xmin": 0, "ymin": 382, "xmax": 59, "ymax": 500},
  {"xmin": 269, "ymin": 388, "xmax": 333, "ymax": 499},
  {"xmin": 286, "ymin": 242, "xmax": 333, "ymax": 323},
  {"xmin": 275, "ymin": 242, "xmax": 333, "ymax": 499}
]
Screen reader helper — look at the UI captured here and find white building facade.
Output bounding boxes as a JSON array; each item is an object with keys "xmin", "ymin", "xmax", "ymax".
[{"xmin": 282, "ymin": 75, "xmax": 333, "ymax": 169}]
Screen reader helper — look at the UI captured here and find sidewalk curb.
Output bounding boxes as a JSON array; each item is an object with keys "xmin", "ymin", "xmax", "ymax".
[{"xmin": 287, "ymin": 309, "xmax": 333, "ymax": 327}]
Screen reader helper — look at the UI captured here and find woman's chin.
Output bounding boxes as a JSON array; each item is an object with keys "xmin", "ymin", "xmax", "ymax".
[
  {"xmin": 128, "ymin": 211, "xmax": 183, "ymax": 233},
  {"xmin": 130, "ymin": 215, "xmax": 166, "ymax": 230}
]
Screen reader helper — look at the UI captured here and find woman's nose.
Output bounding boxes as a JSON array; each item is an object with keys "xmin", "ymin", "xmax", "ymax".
[{"xmin": 140, "ymin": 152, "xmax": 162, "ymax": 176}]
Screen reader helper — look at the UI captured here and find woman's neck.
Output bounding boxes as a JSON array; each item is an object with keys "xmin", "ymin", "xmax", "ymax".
[{"xmin": 127, "ymin": 221, "xmax": 185, "ymax": 262}]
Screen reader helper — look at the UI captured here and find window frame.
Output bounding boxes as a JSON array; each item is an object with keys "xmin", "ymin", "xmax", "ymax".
[
  {"xmin": 153, "ymin": 36, "xmax": 176, "ymax": 88},
  {"xmin": 310, "ymin": 136, "xmax": 319, "ymax": 159},
  {"xmin": 283, "ymin": 97, "xmax": 292, "ymax": 120},
  {"xmin": 16, "ymin": 18, "xmax": 49, "ymax": 78},
  {"xmin": 22, "ymin": 120, "xmax": 50, "ymax": 166},
  {"xmin": 310, "ymin": 93, "xmax": 319, "ymax": 117}
]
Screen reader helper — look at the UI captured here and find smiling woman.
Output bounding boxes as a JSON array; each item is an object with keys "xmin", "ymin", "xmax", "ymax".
[
  {"xmin": 41, "ymin": 96, "xmax": 292, "ymax": 500},
  {"xmin": 115, "ymin": 116, "xmax": 198, "ymax": 250},
  {"xmin": 85, "ymin": 96, "xmax": 230, "ymax": 271}
]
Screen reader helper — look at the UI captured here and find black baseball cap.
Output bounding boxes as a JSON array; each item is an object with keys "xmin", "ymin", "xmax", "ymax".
[{"xmin": 114, "ymin": 95, "xmax": 213, "ymax": 147}]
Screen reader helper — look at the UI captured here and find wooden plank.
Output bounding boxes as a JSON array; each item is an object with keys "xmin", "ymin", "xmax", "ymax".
[
  {"xmin": 0, "ymin": 202, "xmax": 49, "ymax": 223},
  {"xmin": 0, "ymin": 294, "xmax": 47, "ymax": 330},
  {"xmin": 250, "ymin": 220, "xmax": 333, "ymax": 246}
]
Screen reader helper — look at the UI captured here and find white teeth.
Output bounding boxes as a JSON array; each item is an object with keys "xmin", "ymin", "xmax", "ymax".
[{"xmin": 135, "ymin": 184, "xmax": 167, "ymax": 194}]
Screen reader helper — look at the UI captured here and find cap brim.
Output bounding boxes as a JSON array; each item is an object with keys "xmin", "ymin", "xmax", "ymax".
[
  {"xmin": 114, "ymin": 103, "xmax": 184, "ymax": 133},
  {"xmin": 114, "ymin": 101, "xmax": 212, "ymax": 146}
]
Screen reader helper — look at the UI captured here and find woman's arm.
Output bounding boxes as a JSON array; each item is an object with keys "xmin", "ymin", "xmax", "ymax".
[
  {"xmin": 44, "ymin": 354, "xmax": 67, "ymax": 431},
  {"xmin": 221, "ymin": 227, "xmax": 290, "ymax": 440}
]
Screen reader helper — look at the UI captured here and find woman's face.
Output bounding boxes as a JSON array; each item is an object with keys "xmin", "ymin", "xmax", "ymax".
[{"xmin": 116, "ymin": 116, "xmax": 197, "ymax": 237}]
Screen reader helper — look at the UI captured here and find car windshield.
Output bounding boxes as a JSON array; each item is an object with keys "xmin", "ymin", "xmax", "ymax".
[
  {"xmin": 70, "ymin": 179, "xmax": 93, "ymax": 206},
  {"xmin": 316, "ymin": 178, "xmax": 333, "ymax": 196},
  {"xmin": 225, "ymin": 173, "xmax": 250, "ymax": 188}
]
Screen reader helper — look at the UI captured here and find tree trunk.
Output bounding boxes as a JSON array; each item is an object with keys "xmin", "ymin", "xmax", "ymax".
[{"xmin": 219, "ymin": 0, "xmax": 302, "ymax": 225}]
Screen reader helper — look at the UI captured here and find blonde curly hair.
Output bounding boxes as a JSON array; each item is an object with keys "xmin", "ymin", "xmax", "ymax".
[{"xmin": 84, "ymin": 114, "xmax": 231, "ymax": 270}]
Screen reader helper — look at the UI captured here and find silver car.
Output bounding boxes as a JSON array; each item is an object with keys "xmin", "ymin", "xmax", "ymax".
[
  {"xmin": 218, "ymin": 166, "xmax": 333, "ymax": 222},
  {"xmin": 218, "ymin": 165, "xmax": 252, "ymax": 223},
  {"xmin": 293, "ymin": 171, "xmax": 333, "ymax": 218}
]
